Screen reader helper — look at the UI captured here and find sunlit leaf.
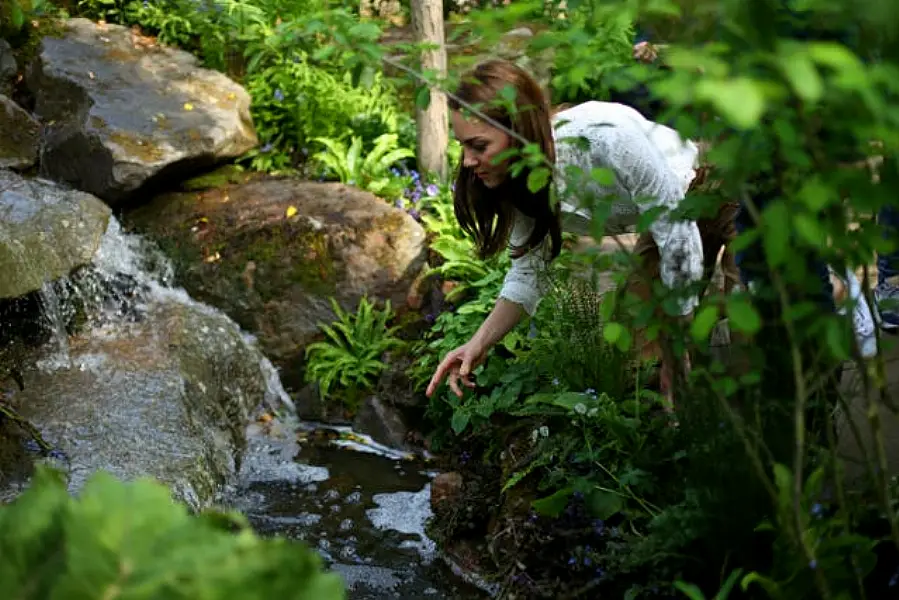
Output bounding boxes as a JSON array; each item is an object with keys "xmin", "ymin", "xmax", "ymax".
[
  {"xmin": 726, "ymin": 295, "xmax": 762, "ymax": 335},
  {"xmin": 696, "ymin": 78, "xmax": 765, "ymax": 129}
]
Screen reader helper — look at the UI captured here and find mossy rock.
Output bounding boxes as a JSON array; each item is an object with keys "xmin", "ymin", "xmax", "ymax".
[{"xmin": 124, "ymin": 176, "xmax": 428, "ymax": 386}]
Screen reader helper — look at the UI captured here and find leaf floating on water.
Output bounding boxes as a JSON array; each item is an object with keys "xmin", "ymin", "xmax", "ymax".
[
  {"xmin": 183, "ymin": 102, "xmax": 194, "ymax": 111},
  {"xmin": 286, "ymin": 206, "xmax": 298, "ymax": 218}
]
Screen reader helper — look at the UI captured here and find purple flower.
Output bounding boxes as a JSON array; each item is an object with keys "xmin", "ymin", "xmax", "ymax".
[
  {"xmin": 409, "ymin": 209, "xmax": 420, "ymax": 221},
  {"xmin": 411, "ymin": 170, "xmax": 420, "ymax": 181},
  {"xmin": 273, "ymin": 88, "xmax": 285, "ymax": 102},
  {"xmin": 425, "ymin": 313, "xmax": 435, "ymax": 324},
  {"xmin": 426, "ymin": 183, "xmax": 439, "ymax": 197},
  {"xmin": 394, "ymin": 199, "xmax": 404, "ymax": 208},
  {"xmin": 261, "ymin": 143, "xmax": 273, "ymax": 152}
]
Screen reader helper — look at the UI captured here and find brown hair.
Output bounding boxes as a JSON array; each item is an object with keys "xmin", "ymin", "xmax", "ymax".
[{"xmin": 450, "ymin": 59, "xmax": 562, "ymax": 261}]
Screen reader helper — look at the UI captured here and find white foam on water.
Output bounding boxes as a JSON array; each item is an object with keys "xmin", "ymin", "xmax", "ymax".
[{"xmin": 366, "ymin": 484, "xmax": 436, "ymax": 560}]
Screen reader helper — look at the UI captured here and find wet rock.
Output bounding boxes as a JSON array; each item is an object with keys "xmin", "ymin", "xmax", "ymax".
[
  {"xmin": 28, "ymin": 18, "xmax": 257, "ymax": 205},
  {"xmin": 431, "ymin": 472, "xmax": 464, "ymax": 510},
  {"xmin": 352, "ymin": 396, "xmax": 409, "ymax": 449},
  {"xmin": 0, "ymin": 169, "xmax": 111, "ymax": 299},
  {"xmin": 0, "ymin": 296, "xmax": 271, "ymax": 508},
  {"xmin": 124, "ymin": 177, "xmax": 428, "ymax": 386},
  {"xmin": 0, "ymin": 95, "xmax": 40, "ymax": 170}
]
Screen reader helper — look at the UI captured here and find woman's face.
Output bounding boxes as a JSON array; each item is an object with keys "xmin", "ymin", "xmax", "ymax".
[{"xmin": 451, "ymin": 110, "xmax": 513, "ymax": 188}]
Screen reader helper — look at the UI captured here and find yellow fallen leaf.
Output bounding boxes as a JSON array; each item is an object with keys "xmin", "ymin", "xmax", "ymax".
[
  {"xmin": 183, "ymin": 102, "xmax": 194, "ymax": 111},
  {"xmin": 285, "ymin": 206, "xmax": 298, "ymax": 218}
]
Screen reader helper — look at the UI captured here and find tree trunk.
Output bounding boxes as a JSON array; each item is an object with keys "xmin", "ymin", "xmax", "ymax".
[{"xmin": 411, "ymin": 0, "xmax": 449, "ymax": 179}]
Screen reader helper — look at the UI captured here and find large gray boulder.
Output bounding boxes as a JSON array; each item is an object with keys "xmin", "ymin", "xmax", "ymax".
[
  {"xmin": 0, "ymin": 294, "xmax": 274, "ymax": 509},
  {"xmin": 0, "ymin": 94, "xmax": 40, "ymax": 170},
  {"xmin": 0, "ymin": 169, "xmax": 111, "ymax": 299},
  {"xmin": 27, "ymin": 18, "xmax": 257, "ymax": 205}
]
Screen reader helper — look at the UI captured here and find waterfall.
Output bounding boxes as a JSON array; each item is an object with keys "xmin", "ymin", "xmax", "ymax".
[{"xmin": 30, "ymin": 216, "xmax": 296, "ymax": 414}]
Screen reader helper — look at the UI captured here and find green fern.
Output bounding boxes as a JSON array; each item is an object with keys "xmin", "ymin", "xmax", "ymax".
[
  {"xmin": 304, "ymin": 297, "xmax": 405, "ymax": 403},
  {"xmin": 313, "ymin": 133, "xmax": 414, "ymax": 197}
]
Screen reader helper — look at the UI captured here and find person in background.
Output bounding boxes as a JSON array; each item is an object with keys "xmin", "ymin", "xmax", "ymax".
[
  {"xmin": 875, "ymin": 170, "xmax": 899, "ymax": 331},
  {"xmin": 425, "ymin": 59, "xmax": 712, "ymax": 403}
]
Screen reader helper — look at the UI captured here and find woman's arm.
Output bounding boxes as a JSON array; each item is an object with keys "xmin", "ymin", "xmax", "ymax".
[{"xmin": 425, "ymin": 211, "xmax": 547, "ymax": 398}]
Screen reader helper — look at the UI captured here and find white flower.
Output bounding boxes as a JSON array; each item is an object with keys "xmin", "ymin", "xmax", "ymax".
[
  {"xmin": 531, "ymin": 429, "xmax": 539, "ymax": 443},
  {"xmin": 539, "ymin": 425, "xmax": 549, "ymax": 438},
  {"xmin": 574, "ymin": 403, "xmax": 587, "ymax": 415}
]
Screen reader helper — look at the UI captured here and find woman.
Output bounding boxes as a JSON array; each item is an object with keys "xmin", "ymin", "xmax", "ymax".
[{"xmin": 425, "ymin": 59, "xmax": 721, "ymax": 400}]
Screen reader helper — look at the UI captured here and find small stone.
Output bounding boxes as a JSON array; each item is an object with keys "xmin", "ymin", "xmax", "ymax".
[{"xmin": 430, "ymin": 471, "xmax": 463, "ymax": 510}]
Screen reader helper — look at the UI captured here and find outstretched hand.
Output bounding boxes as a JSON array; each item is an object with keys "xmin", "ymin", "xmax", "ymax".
[{"xmin": 425, "ymin": 341, "xmax": 488, "ymax": 399}]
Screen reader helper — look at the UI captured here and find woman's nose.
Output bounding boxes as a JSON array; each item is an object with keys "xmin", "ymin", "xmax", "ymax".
[{"xmin": 462, "ymin": 149, "xmax": 478, "ymax": 168}]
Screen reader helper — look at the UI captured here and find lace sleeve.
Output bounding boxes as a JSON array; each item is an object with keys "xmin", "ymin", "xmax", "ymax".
[{"xmin": 498, "ymin": 210, "xmax": 551, "ymax": 316}]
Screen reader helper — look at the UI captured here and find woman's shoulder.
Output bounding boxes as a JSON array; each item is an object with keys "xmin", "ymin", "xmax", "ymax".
[{"xmin": 552, "ymin": 101, "xmax": 648, "ymax": 129}]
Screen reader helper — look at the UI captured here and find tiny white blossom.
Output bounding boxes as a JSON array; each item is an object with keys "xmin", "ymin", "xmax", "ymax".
[
  {"xmin": 531, "ymin": 429, "xmax": 539, "ymax": 443},
  {"xmin": 574, "ymin": 403, "xmax": 587, "ymax": 415},
  {"xmin": 587, "ymin": 408, "xmax": 599, "ymax": 417},
  {"xmin": 539, "ymin": 425, "xmax": 549, "ymax": 438}
]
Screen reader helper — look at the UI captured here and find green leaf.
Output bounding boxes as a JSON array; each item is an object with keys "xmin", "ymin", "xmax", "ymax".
[
  {"xmin": 690, "ymin": 305, "xmax": 720, "ymax": 342},
  {"xmin": 590, "ymin": 167, "xmax": 615, "ymax": 186},
  {"xmin": 451, "ymin": 410, "xmax": 471, "ymax": 434},
  {"xmin": 603, "ymin": 321, "xmax": 625, "ymax": 343},
  {"xmin": 696, "ymin": 77, "xmax": 765, "ymax": 129},
  {"xmin": 793, "ymin": 213, "xmax": 827, "ymax": 249},
  {"xmin": 415, "ymin": 86, "xmax": 431, "ymax": 110},
  {"xmin": 0, "ymin": 465, "xmax": 345, "ymax": 599},
  {"xmin": 780, "ymin": 50, "xmax": 823, "ymax": 102},
  {"xmin": 532, "ymin": 487, "xmax": 574, "ymax": 517},
  {"xmin": 762, "ymin": 200, "xmax": 790, "ymax": 267},
  {"xmin": 825, "ymin": 317, "xmax": 851, "ymax": 360},
  {"xmin": 673, "ymin": 581, "xmax": 707, "ymax": 600},
  {"xmin": 726, "ymin": 295, "xmax": 761, "ymax": 335},
  {"xmin": 585, "ymin": 489, "xmax": 624, "ymax": 520},
  {"xmin": 526, "ymin": 167, "xmax": 550, "ymax": 193},
  {"xmin": 10, "ymin": 1, "xmax": 25, "ymax": 30}
]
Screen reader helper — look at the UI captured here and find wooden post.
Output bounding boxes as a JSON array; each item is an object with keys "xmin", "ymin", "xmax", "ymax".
[{"xmin": 411, "ymin": 0, "xmax": 449, "ymax": 180}]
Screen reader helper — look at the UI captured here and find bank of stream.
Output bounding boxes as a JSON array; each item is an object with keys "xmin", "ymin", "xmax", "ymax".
[{"xmin": 0, "ymin": 217, "xmax": 485, "ymax": 598}]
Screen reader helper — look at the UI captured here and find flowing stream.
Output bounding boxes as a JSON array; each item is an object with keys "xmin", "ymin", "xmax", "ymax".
[{"xmin": 7, "ymin": 217, "xmax": 485, "ymax": 598}]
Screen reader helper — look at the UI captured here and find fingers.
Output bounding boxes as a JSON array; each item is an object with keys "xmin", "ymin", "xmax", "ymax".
[
  {"xmin": 426, "ymin": 352, "xmax": 458, "ymax": 398},
  {"xmin": 448, "ymin": 366, "xmax": 464, "ymax": 398},
  {"xmin": 427, "ymin": 347, "xmax": 481, "ymax": 399}
]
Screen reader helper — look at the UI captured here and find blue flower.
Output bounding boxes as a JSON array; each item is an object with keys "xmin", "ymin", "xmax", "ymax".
[
  {"xmin": 426, "ymin": 183, "xmax": 439, "ymax": 196},
  {"xmin": 261, "ymin": 143, "xmax": 273, "ymax": 153},
  {"xmin": 273, "ymin": 88, "xmax": 285, "ymax": 102},
  {"xmin": 811, "ymin": 503, "xmax": 824, "ymax": 517}
]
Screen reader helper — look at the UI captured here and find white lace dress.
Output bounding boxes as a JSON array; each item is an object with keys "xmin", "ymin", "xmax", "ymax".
[{"xmin": 499, "ymin": 101, "xmax": 704, "ymax": 317}]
